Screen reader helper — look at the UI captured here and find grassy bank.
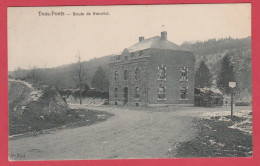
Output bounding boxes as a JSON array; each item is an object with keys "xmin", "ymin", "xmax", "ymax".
[
  {"xmin": 9, "ymin": 109, "xmax": 113, "ymax": 138},
  {"xmin": 9, "ymin": 79, "xmax": 114, "ymax": 138},
  {"xmin": 170, "ymin": 112, "xmax": 252, "ymax": 157}
]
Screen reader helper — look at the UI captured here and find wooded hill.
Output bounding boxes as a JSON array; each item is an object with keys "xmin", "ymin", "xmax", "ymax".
[
  {"xmin": 9, "ymin": 55, "xmax": 112, "ymax": 91},
  {"xmin": 9, "ymin": 36, "xmax": 251, "ymax": 94},
  {"xmin": 181, "ymin": 36, "xmax": 251, "ymax": 94}
]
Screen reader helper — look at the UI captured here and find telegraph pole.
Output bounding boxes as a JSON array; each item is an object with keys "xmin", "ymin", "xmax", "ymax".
[
  {"xmin": 231, "ymin": 87, "xmax": 233, "ymax": 119},
  {"xmin": 229, "ymin": 82, "xmax": 236, "ymax": 120}
]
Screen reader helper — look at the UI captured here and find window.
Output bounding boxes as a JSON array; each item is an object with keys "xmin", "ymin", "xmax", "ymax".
[
  {"xmin": 114, "ymin": 71, "xmax": 119, "ymax": 81},
  {"xmin": 180, "ymin": 67, "xmax": 188, "ymax": 81},
  {"xmin": 135, "ymin": 87, "xmax": 140, "ymax": 98},
  {"xmin": 158, "ymin": 84, "xmax": 166, "ymax": 100},
  {"xmin": 158, "ymin": 65, "xmax": 166, "ymax": 80},
  {"xmin": 135, "ymin": 68, "xmax": 140, "ymax": 80},
  {"xmin": 124, "ymin": 70, "xmax": 128, "ymax": 80},
  {"xmin": 180, "ymin": 87, "xmax": 188, "ymax": 100},
  {"xmin": 114, "ymin": 88, "xmax": 118, "ymax": 99}
]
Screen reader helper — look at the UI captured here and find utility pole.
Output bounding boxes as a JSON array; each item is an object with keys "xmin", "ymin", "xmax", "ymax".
[
  {"xmin": 229, "ymin": 82, "xmax": 236, "ymax": 120},
  {"xmin": 231, "ymin": 88, "xmax": 233, "ymax": 118}
]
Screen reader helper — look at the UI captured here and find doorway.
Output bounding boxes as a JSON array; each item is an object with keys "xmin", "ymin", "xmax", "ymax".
[{"xmin": 124, "ymin": 87, "xmax": 128, "ymax": 104}]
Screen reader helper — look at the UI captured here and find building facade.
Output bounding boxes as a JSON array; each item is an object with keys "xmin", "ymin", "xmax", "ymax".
[{"xmin": 109, "ymin": 31, "xmax": 195, "ymax": 106}]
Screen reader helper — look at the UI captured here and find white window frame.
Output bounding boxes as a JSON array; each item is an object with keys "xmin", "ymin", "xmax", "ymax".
[
  {"xmin": 135, "ymin": 87, "xmax": 140, "ymax": 99},
  {"xmin": 114, "ymin": 71, "xmax": 119, "ymax": 82},
  {"xmin": 158, "ymin": 64, "xmax": 166, "ymax": 81},
  {"xmin": 180, "ymin": 67, "xmax": 188, "ymax": 82},
  {"xmin": 157, "ymin": 84, "xmax": 166, "ymax": 100},
  {"xmin": 180, "ymin": 86, "xmax": 188, "ymax": 100}
]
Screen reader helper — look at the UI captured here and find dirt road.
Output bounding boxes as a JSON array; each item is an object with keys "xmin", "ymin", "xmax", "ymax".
[{"xmin": 9, "ymin": 106, "xmax": 223, "ymax": 160}]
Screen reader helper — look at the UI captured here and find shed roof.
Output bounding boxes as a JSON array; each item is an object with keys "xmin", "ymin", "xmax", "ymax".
[{"xmin": 197, "ymin": 87, "xmax": 223, "ymax": 95}]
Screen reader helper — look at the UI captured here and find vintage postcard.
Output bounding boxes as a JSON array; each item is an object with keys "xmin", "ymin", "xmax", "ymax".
[{"xmin": 7, "ymin": 4, "xmax": 252, "ymax": 160}]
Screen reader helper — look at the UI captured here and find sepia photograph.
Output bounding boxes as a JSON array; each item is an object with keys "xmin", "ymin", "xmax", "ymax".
[{"xmin": 7, "ymin": 4, "xmax": 252, "ymax": 160}]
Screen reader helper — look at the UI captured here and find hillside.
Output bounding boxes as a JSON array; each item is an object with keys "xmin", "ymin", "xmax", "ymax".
[
  {"xmin": 181, "ymin": 37, "xmax": 251, "ymax": 57},
  {"xmin": 9, "ymin": 37, "xmax": 252, "ymax": 96},
  {"xmin": 8, "ymin": 79, "xmax": 113, "ymax": 136},
  {"xmin": 9, "ymin": 79, "xmax": 69, "ymax": 135},
  {"xmin": 181, "ymin": 37, "xmax": 252, "ymax": 97},
  {"xmin": 9, "ymin": 55, "xmax": 112, "ymax": 90}
]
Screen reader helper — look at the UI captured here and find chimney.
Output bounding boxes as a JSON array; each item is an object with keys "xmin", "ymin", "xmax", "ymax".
[
  {"xmin": 161, "ymin": 31, "xmax": 167, "ymax": 41},
  {"xmin": 139, "ymin": 36, "xmax": 144, "ymax": 42}
]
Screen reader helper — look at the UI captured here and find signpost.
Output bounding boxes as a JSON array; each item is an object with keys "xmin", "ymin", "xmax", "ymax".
[{"xmin": 229, "ymin": 82, "xmax": 236, "ymax": 119}]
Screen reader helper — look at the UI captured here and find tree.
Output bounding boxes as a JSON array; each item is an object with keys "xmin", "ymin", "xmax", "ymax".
[
  {"xmin": 217, "ymin": 54, "xmax": 236, "ymax": 94},
  {"xmin": 51, "ymin": 71, "xmax": 64, "ymax": 90},
  {"xmin": 27, "ymin": 66, "xmax": 40, "ymax": 83},
  {"xmin": 13, "ymin": 67, "xmax": 26, "ymax": 79},
  {"xmin": 91, "ymin": 66, "xmax": 109, "ymax": 91},
  {"xmin": 84, "ymin": 83, "xmax": 90, "ymax": 92},
  {"xmin": 195, "ymin": 61, "xmax": 212, "ymax": 88},
  {"xmin": 72, "ymin": 52, "xmax": 86, "ymax": 104}
]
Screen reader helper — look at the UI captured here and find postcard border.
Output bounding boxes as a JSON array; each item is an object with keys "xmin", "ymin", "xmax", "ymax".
[{"xmin": 0, "ymin": 0, "xmax": 259, "ymax": 166}]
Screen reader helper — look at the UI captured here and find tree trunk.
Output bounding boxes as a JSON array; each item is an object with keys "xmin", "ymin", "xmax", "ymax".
[{"xmin": 79, "ymin": 85, "xmax": 82, "ymax": 105}]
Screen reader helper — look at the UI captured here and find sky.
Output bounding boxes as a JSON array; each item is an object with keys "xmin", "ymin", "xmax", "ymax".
[{"xmin": 8, "ymin": 4, "xmax": 251, "ymax": 71}]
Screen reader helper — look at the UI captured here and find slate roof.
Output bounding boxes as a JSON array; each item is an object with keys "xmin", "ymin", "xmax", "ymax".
[
  {"xmin": 126, "ymin": 36, "xmax": 188, "ymax": 53},
  {"xmin": 112, "ymin": 34, "xmax": 190, "ymax": 56}
]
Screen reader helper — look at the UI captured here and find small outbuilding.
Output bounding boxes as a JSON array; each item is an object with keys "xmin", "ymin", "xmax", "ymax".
[{"xmin": 194, "ymin": 87, "xmax": 223, "ymax": 107}]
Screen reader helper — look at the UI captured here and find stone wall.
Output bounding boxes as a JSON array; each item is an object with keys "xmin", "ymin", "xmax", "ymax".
[
  {"xmin": 109, "ymin": 48, "xmax": 195, "ymax": 106},
  {"xmin": 109, "ymin": 55, "xmax": 149, "ymax": 106},
  {"xmin": 147, "ymin": 49, "xmax": 195, "ymax": 105}
]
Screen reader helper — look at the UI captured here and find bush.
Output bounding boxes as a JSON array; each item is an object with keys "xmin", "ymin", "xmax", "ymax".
[
  {"xmin": 58, "ymin": 88, "xmax": 109, "ymax": 99},
  {"xmin": 235, "ymin": 101, "xmax": 250, "ymax": 106},
  {"xmin": 41, "ymin": 87, "xmax": 58, "ymax": 100},
  {"xmin": 86, "ymin": 89, "xmax": 108, "ymax": 99},
  {"xmin": 58, "ymin": 89, "xmax": 73, "ymax": 97}
]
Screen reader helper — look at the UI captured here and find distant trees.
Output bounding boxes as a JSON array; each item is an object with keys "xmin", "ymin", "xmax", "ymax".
[
  {"xmin": 12, "ymin": 67, "xmax": 27, "ymax": 79},
  {"xmin": 217, "ymin": 54, "xmax": 236, "ymax": 94},
  {"xmin": 236, "ymin": 66, "xmax": 252, "ymax": 94},
  {"xmin": 72, "ymin": 53, "xmax": 86, "ymax": 105},
  {"xmin": 195, "ymin": 61, "xmax": 212, "ymax": 88},
  {"xmin": 181, "ymin": 37, "xmax": 251, "ymax": 57},
  {"xmin": 91, "ymin": 66, "xmax": 109, "ymax": 91},
  {"xmin": 27, "ymin": 66, "xmax": 41, "ymax": 83},
  {"xmin": 51, "ymin": 71, "xmax": 64, "ymax": 90},
  {"xmin": 84, "ymin": 83, "xmax": 90, "ymax": 92}
]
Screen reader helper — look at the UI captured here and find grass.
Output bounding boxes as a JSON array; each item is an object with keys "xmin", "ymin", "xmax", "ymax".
[
  {"xmin": 169, "ymin": 115, "xmax": 252, "ymax": 158},
  {"xmin": 8, "ymin": 80, "xmax": 114, "ymax": 138},
  {"xmin": 9, "ymin": 108, "xmax": 114, "ymax": 138}
]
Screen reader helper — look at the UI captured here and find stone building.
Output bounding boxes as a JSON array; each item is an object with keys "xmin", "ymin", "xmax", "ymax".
[{"xmin": 109, "ymin": 31, "xmax": 195, "ymax": 106}]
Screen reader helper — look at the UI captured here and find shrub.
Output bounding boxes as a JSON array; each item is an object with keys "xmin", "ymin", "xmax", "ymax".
[{"xmin": 235, "ymin": 101, "xmax": 250, "ymax": 106}]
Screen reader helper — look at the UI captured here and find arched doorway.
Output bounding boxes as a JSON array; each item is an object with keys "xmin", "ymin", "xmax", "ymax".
[{"xmin": 124, "ymin": 87, "xmax": 128, "ymax": 104}]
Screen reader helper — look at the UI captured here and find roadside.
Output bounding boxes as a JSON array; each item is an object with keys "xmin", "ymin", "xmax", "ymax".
[
  {"xmin": 9, "ymin": 104, "xmax": 252, "ymax": 160},
  {"xmin": 8, "ymin": 79, "xmax": 113, "ymax": 138},
  {"xmin": 170, "ymin": 107, "xmax": 252, "ymax": 157},
  {"xmin": 9, "ymin": 105, "xmax": 197, "ymax": 160},
  {"xmin": 9, "ymin": 108, "xmax": 113, "ymax": 140}
]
